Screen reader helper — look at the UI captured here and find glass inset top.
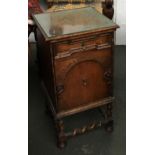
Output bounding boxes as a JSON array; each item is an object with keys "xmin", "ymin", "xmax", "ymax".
[{"xmin": 33, "ymin": 7, "xmax": 118, "ymax": 40}]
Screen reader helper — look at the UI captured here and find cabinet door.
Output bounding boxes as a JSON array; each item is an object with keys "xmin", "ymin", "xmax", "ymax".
[{"xmin": 54, "ymin": 47, "xmax": 113, "ymax": 112}]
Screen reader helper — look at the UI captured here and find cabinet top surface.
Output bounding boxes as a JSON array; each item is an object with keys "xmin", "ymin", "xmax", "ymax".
[{"xmin": 33, "ymin": 7, "xmax": 118, "ymax": 41}]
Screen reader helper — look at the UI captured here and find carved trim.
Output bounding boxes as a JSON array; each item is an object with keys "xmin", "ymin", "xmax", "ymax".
[
  {"xmin": 56, "ymin": 84, "xmax": 64, "ymax": 95},
  {"xmin": 104, "ymin": 69, "xmax": 112, "ymax": 80},
  {"xmin": 55, "ymin": 57, "xmax": 112, "ymax": 86},
  {"xmin": 65, "ymin": 119, "xmax": 112, "ymax": 137},
  {"xmin": 96, "ymin": 43, "xmax": 112, "ymax": 50},
  {"xmin": 104, "ymin": 68, "xmax": 113, "ymax": 94},
  {"xmin": 55, "ymin": 43, "xmax": 112, "ymax": 59},
  {"xmin": 63, "ymin": 59, "xmax": 107, "ymax": 82}
]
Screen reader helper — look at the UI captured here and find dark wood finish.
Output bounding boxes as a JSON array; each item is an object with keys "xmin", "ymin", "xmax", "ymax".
[
  {"xmin": 46, "ymin": 0, "xmax": 96, "ymax": 8},
  {"xmin": 45, "ymin": 0, "xmax": 53, "ymax": 8},
  {"xmin": 34, "ymin": 8, "xmax": 118, "ymax": 148},
  {"xmin": 56, "ymin": 120, "xmax": 67, "ymax": 148},
  {"xmin": 102, "ymin": 0, "xmax": 114, "ymax": 19}
]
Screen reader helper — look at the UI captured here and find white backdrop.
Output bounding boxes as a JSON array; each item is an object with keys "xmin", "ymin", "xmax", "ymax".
[{"xmin": 114, "ymin": 0, "xmax": 126, "ymax": 45}]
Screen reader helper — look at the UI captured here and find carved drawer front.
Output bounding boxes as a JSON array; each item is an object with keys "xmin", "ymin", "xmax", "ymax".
[
  {"xmin": 54, "ymin": 33, "xmax": 113, "ymax": 56},
  {"xmin": 54, "ymin": 48, "xmax": 113, "ymax": 112}
]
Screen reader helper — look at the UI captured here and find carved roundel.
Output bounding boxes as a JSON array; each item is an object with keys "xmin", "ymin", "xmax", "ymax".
[{"xmin": 58, "ymin": 60, "xmax": 110, "ymax": 110}]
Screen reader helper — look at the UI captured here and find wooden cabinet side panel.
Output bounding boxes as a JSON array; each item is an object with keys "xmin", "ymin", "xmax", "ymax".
[{"xmin": 36, "ymin": 28, "xmax": 57, "ymax": 108}]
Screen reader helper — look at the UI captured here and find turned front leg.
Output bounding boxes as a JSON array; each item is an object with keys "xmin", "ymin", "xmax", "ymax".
[{"xmin": 56, "ymin": 120, "xmax": 67, "ymax": 149}]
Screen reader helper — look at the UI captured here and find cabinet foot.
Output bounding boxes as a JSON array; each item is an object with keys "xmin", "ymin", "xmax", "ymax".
[
  {"xmin": 104, "ymin": 120, "xmax": 113, "ymax": 133},
  {"xmin": 57, "ymin": 137, "xmax": 67, "ymax": 149}
]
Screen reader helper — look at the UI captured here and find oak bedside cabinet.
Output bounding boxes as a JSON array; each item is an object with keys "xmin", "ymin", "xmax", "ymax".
[{"xmin": 33, "ymin": 7, "xmax": 119, "ymax": 148}]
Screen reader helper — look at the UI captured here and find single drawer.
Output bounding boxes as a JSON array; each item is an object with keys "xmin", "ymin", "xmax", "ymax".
[{"xmin": 55, "ymin": 33, "xmax": 113, "ymax": 54}]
